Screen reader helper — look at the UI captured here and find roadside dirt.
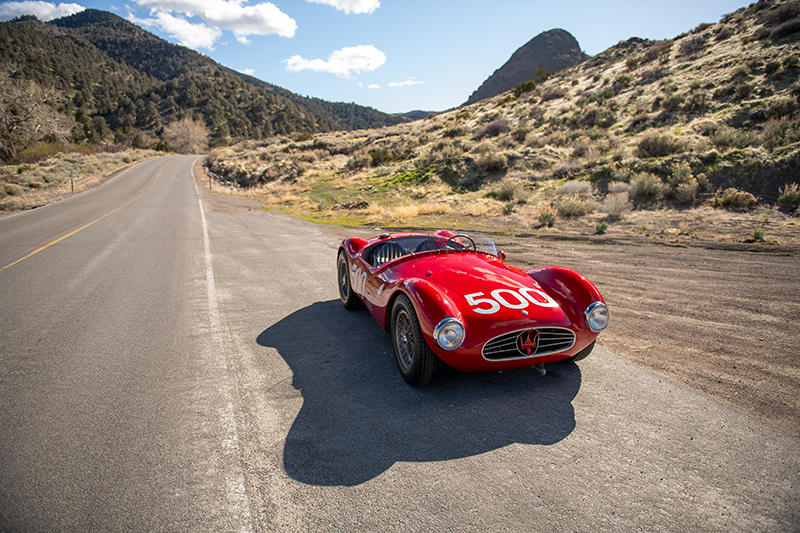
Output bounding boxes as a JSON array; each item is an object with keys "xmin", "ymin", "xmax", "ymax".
[{"xmin": 199, "ymin": 160, "xmax": 800, "ymax": 436}]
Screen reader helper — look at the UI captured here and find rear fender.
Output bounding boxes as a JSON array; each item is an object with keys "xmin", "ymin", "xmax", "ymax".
[
  {"xmin": 343, "ymin": 237, "xmax": 368, "ymax": 258},
  {"xmin": 525, "ymin": 266, "xmax": 604, "ymax": 331}
]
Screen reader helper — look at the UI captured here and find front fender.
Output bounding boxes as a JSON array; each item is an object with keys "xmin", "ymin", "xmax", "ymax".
[
  {"xmin": 399, "ymin": 278, "xmax": 463, "ymax": 342},
  {"xmin": 525, "ymin": 266, "xmax": 605, "ymax": 331}
]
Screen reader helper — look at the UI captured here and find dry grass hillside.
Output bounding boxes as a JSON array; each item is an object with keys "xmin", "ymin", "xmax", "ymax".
[{"xmin": 206, "ymin": 0, "xmax": 800, "ymax": 246}]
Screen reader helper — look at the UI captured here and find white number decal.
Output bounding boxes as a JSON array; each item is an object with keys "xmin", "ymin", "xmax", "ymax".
[
  {"xmin": 519, "ymin": 287, "xmax": 559, "ymax": 308},
  {"xmin": 466, "ymin": 288, "xmax": 558, "ymax": 315},
  {"xmin": 351, "ymin": 265, "xmax": 368, "ymax": 295},
  {"xmin": 465, "ymin": 292, "xmax": 501, "ymax": 314}
]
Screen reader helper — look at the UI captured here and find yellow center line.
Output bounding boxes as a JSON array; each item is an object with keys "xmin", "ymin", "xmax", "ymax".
[{"xmin": 1, "ymin": 162, "xmax": 168, "ymax": 272}]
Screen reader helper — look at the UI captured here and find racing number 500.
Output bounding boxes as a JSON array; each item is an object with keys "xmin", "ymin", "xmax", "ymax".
[{"xmin": 465, "ymin": 288, "xmax": 558, "ymax": 314}]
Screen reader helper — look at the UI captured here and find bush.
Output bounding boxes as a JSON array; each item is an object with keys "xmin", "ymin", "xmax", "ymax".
[
  {"xmin": 14, "ymin": 143, "xmax": 65, "ymax": 164},
  {"xmin": 770, "ymin": 18, "xmax": 800, "ymax": 40},
  {"xmin": 765, "ymin": 61, "xmax": 782, "ymax": 76},
  {"xmin": 602, "ymin": 192, "xmax": 632, "ymax": 218},
  {"xmin": 630, "ymin": 173, "xmax": 667, "ymax": 203},
  {"xmin": 3, "ymin": 183, "xmax": 23, "ymax": 196},
  {"xmin": 492, "ymin": 179, "xmax": 527, "ymax": 202},
  {"xmin": 473, "ymin": 118, "xmax": 510, "ymax": 140},
  {"xmin": 777, "ymin": 183, "xmax": 800, "ymax": 209},
  {"xmin": 514, "ymin": 80, "xmax": 537, "ymax": 98},
  {"xmin": 346, "ymin": 151, "xmax": 370, "ymax": 171},
  {"xmin": 556, "ymin": 181, "xmax": 592, "ymax": 197},
  {"xmin": 766, "ymin": 97, "xmax": 798, "ymax": 119},
  {"xmin": 637, "ymin": 134, "xmax": 684, "ymax": 157},
  {"xmin": 474, "ymin": 151, "xmax": 508, "ymax": 172},
  {"xmin": 369, "ymin": 148, "xmax": 393, "ymax": 167},
  {"xmin": 443, "ymin": 126, "xmax": 468, "ymax": 138},
  {"xmin": 555, "ymin": 196, "xmax": 588, "ymax": 218},
  {"xmin": 750, "ymin": 227, "xmax": 765, "ymax": 242},
  {"xmin": 679, "ymin": 35, "xmax": 707, "ymax": 55},
  {"xmin": 662, "ymin": 94, "xmax": 685, "ymax": 112},
  {"xmin": 608, "ymin": 181, "xmax": 632, "ymax": 194},
  {"xmin": 574, "ymin": 105, "xmax": 616, "ymax": 128},
  {"xmin": 540, "ymin": 88, "xmax": 566, "ymax": 102},
  {"xmin": 536, "ymin": 205, "xmax": 557, "ymax": 227},
  {"xmin": 712, "ymin": 188, "xmax": 757, "ymax": 209},
  {"xmin": 711, "ymin": 126, "xmax": 754, "ymax": 149}
]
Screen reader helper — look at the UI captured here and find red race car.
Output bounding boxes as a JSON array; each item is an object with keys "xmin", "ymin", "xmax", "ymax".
[{"xmin": 337, "ymin": 230, "xmax": 609, "ymax": 385}]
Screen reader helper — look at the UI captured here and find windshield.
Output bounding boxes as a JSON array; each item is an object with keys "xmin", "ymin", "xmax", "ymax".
[{"xmin": 366, "ymin": 232, "xmax": 499, "ymax": 267}]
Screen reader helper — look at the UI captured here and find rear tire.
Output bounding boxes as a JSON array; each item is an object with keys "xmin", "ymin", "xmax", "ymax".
[
  {"xmin": 337, "ymin": 250, "xmax": 361, "ymax": 310},
  {"xmin": 567, "ymin": 340, "xmax": 595, "ymax": 362},
  {"xmin": 391, "ymin": 294, "xmax": 437, "ymax": 386}
]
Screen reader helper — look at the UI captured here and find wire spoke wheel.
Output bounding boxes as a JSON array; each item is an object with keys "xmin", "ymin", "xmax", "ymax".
[
  {"xmin": 337, "ymin": 251, "xmax": 361, "ymax": 310},
  {"xmin": 391, "ymin": 294, "xmax": 437, "ymax": 386}
]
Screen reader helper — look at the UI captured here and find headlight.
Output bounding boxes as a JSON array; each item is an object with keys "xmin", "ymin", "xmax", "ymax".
[
  {"xmin": 434, "ymin": 318, "xmax": 465, "ymax": 350},
  {"xmin": 585, "ymin": 302, "xmax": 610, "ymax": 332}
]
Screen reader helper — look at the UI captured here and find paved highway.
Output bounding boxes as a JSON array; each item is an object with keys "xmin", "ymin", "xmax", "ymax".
[{"xmin": 0, "ymin": 155, "xmax": 797, "ymax": 531}]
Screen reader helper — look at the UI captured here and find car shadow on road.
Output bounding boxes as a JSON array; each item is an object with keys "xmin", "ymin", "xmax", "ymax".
[{"xmin": 256, "ymin": 300, "xmax": 581, "ymax": 486}]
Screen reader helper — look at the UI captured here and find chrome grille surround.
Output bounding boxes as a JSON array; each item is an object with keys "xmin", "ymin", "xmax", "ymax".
[{"xmin": 481, "ymin": 327, "xmax": 576, "ymax": 361}]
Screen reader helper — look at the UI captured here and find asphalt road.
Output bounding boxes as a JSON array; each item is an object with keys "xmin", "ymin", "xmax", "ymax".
[{"xmin": 0, "ymin": 155, "xmax": 798, "ymax": 531}]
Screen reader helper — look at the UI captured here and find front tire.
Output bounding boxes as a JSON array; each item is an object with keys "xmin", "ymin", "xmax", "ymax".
[
  {"xmin": 337, "ymin": 250, "xmax": 361, "ymax": 310},
  {"xmin": 391, "ymin": 295, "xmax": 437, "ymax": 386}
]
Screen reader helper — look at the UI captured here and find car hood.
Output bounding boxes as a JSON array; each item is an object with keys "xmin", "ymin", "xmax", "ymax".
[{"xmin": 409, "ymin": 253, "xmax": 568, "ymax": 326}]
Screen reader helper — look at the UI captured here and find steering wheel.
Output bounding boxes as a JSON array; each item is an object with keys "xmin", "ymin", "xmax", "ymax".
[{"xmin": 444, "ymin": 234, "xmax": 476, "ymax": 251}]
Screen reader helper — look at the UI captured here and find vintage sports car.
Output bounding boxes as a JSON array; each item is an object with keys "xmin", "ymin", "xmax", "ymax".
[{"xmin": 337, "ymin": 230, "xmax": 609, "ymax": 385}]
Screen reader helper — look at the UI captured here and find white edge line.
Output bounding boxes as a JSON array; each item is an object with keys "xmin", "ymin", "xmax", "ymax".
[{"xmin": 193, "ymin": 158, "xmax": 254, "ymax": 532}]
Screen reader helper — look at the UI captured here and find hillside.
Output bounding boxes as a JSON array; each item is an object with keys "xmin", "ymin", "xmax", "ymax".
[
  {"xmin": 0, "ymin": 9, "xmax": 406, "ymax": 159},
  {"xmin": 206, "ymin": 0, "xmax": 800, "ymax": 245},
  {"xmin": 465, "ymin": 29, "xmax": 588, "ymax": 105}
]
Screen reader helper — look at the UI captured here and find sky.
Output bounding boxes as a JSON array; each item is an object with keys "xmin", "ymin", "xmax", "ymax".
[{"xmin": 0, "ymin": 0, "xmax": 752, "ymax": 113}]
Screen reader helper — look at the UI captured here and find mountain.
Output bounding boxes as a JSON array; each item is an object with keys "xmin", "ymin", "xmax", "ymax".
[
  {"xmin": 0, "ymin": 9, "xmax": 406, "ymax": 154},
  {"xmin": 465, "ymin": 29, "xmax": 588, "ymax": 105}
]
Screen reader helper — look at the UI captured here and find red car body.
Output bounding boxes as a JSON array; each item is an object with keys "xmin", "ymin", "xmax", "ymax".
[{"xmin": 337, "ymin": 230, "xmax": 608, "ymax": 382}]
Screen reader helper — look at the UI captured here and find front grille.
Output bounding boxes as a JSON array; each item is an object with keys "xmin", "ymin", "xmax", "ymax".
[{"xmin": 482, "ymin": 327, "xmax": 575, "ymax": 360}]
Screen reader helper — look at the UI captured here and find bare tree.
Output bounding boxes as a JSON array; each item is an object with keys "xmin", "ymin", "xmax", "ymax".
[
  {"xmin": 0, "ymin": 70, "xmax": 72, "ymax": 162},
  {"xmin": 162, "ymin": 118, "xmax": 210, "ymax": 154}
]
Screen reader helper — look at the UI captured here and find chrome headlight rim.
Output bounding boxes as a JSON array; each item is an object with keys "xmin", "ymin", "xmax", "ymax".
[
  {"xmin": 433, "ymin": 317, "xmax": 465, "ymax": 351},
  {"xmin": 585, "ymin": 301, "xmax": 610, "ymax": 332}
]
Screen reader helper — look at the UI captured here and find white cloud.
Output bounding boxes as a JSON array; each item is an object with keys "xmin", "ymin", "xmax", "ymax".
[
  {"xmin": 129, "ymin": 11, "xmax": 221, "ymax": 50},
  {"xmin": 388, "ymin": 79, "xmax": 423, "ymax": 87},
  {"xmin": 0, "ymin": 1, "xmax": 84, "ymax": 21},
  {"xmin": 240, "ymin": 67, "xmax": 255, "ymax": 75},
  {"xmin": 285, "ymin": 45, "xmax": 386, "ymax": 78},
  {"xmin": 306, "ymin": 0, "xmax": 379, "ymax": 14},
  {"xmin": 132, "ymin": 0, "xmax": 296, "ymax": 39},
  {"xmin": 367, "ymin": 83, "xmax": 380, "ymax": 89}
]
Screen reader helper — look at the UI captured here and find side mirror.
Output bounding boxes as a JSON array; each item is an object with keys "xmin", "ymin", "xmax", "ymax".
[{"xmin": 497, "ymin": 250, "xmax": 506, "ymax": 261}]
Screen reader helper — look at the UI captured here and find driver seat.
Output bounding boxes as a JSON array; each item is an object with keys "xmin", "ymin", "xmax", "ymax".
[{"xmin": 373, "ymin": 242, "xmax": 405, "ymax": 267}]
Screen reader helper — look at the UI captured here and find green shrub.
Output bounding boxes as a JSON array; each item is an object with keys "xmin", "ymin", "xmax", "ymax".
[
  {"xmin": 777, "ymin": 183, "xmax": 800, "ymax": 209},
  {"xmin": 14, "ymin": 143, "xmax": 65, "ymax": 164},
  {"xmin": 503, "ymin": 202, "xmax": 516, "ymax": 215},
  {"xmin": 514, "ymin": 80, "xmax": 537, "ymax": 98},
  {"xmin": 294, "ymin": 131, "xmax": 313, "ymax": 142},
  {"xmin": 346, "ymin": 151, "xmax": 370, "ymax": 171},
  {"xmin": 712, "ymin": 187, "xmax": 757, "ymax": 209},
  {"xmin": 734, "ymin": 83, "xmax": 754, "ymax": 100},
  {"xmin": 536, "ymin": 205, "xmax": 557, "ymax": 227},
  {"xmin": 765, "ymin": 61, "xmax": 781, "ymax": 76},
  {"xmin": 595, "ymin": 221, "xmax": 609, "ymax": 234},
  {"xmin": 631, "ymin": 173, "xmax": 667, "ymax": 203},
  {"xmin": 574, "ymin": 105, "xmax": 616, "ymax": 128},
  {"xmin": 368, "ymin": 148, "xmax": 393, "ymax": 167},
  {"xmin": 555, "ymin": 196, "xmax": 588, "ymax": 218},
  {"xmin": 637, "ymin": 134, "xmax": 684, "ymax": 157},
  {"xmin": 711, "ymin": 126, "xmax": 754, "ymax": 149},
  {"xmin": 750, "ymin": 227, "xmax": 765, "ymax": 241}
]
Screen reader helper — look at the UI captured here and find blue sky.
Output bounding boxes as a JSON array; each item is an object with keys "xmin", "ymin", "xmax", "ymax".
[{"xmin": 1, "ymin": 0, "xmax": 750, "ymax": 113}]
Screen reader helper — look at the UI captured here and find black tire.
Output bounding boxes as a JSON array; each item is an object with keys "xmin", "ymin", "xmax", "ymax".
[
  {"xmin": 391, "ymin": 294, "xmax": 437, "ymax": 386},
  {"xmin": 337, "ymin": 250, "xmax": 362, "ymax": 310},
  {"xmin": 567, "ymin": 340, "xmax": 595, "ymax": 362}
]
